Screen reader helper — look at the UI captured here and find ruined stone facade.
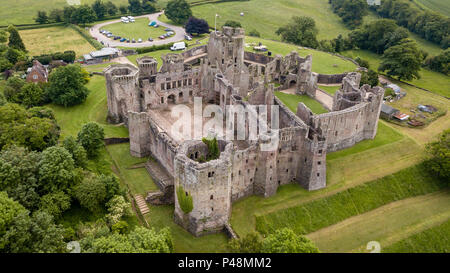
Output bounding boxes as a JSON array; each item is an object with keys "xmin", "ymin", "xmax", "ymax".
[{"xmin": 104, "ymin": 27, "xmax": 384, "ymax": 236}]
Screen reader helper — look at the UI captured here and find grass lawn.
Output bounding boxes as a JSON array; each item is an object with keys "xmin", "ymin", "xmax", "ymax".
[
  {"xmin": 82, "ymin": 62, "xmax": 118, "ymax": 73},
  {"xmin": 190, "ymin": 0, "xmax": 350, "ymax": 41},
  {"xmin": 106, "ymin": 143, "xmax": 159, "ymax": 196},
  {"xmin": 383, "ymin": 218, "xmax": 450, "ymax": 253},
  {"xmin": 245, "ymin": 37, "xmax": 357, "ymax": 75},
  {"xmin": 318, "ymin": 85, "xmax": 340, "ymax": 96},
  {"xmin": 144, "ymin": 205, "xmax": 229, "ymax": 253},
  {"xmin": 47, "ymin": 74, "xmax": 129, "ymax": 139},
  {"xmin": 274, "ymin": 91, "xmax": 328, "ymax": 114},
  {"xmin": 0, "ymin": 0, "xmax": 129, "ymax": 25},
  {"xmin": 342, "ymin": 49, "xmax": 450, "ymax": 97},
  {"xmin": 308, "ymin": 191, "xmax": 450, "ymax": 253},
  {"xmin": 19, "ymin": 26, "xmax": 95, "ymax": 57},
  {"xmin": 104, "ymin": 17, "xmax": 167, "ymax": 41},
  {"xmin": 255, "ymin": 164, "xmax": 447, "ymax": 236},
  {"xmin": 412, "ymin": 0, "xmax": 450, "ymax": 17}
]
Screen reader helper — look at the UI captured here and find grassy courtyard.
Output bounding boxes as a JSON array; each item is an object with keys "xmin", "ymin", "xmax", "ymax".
[
  {"xmin": 19, "ymin": 26, "xmax": 95, "ymax": 57},
  {"xmin": 318, "ymin": 85, "xmax": 340, "ymax": 96},
  {"xmin": 274, "ymin": 91, "xmax": 328, "ymax": 114},
  {"xmin": 104, "ymin": 17, "xmax": 168, "ymax": 41}
]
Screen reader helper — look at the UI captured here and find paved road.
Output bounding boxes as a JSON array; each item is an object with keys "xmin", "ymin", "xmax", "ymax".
[{"xmin": 89, "ymin": 11, "xmax": 186, "ymax": 48}]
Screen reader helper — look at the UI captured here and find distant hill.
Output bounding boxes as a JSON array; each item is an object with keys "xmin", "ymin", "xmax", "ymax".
[{"xmin": 412, "ymin": 0, "xmax": 450, "ymax": 17}]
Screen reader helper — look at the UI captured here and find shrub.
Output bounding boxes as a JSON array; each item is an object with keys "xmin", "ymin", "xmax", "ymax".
[
  {"xmin": 176, "ymin": 186, "xmax": 193, "ymax": 214},
  {"xmin": 73, "ymin": 173, "xmax": 107, "ymax": 213},
  {"xmin": 248, "ymin": 29, "xmax": 260, "ymax": 37},
  {"xmin": 77, "ymin": 122, "xmax": 105, "ymax": 158},
  {"xmin": 106, "ymin": 195, "xmax": 131, "ymax": 225}
]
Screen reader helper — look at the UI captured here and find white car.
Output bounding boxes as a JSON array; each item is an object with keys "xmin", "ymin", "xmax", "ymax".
[{"xmin": 184, "ymin": 35, "xmax": 192, "ymax": 41}]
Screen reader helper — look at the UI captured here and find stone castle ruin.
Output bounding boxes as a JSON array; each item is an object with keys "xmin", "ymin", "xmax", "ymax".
[{"xmin": 104, "ymin": 27, "xmax": 384, "ymax": 236}]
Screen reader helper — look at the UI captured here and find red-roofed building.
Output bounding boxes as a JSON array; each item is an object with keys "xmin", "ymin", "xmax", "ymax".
[{"xmin": 26, "ymin": 60, "xmax": 48, "ymax": 83}]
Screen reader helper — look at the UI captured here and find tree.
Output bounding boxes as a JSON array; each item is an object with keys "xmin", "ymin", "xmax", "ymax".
[
  {"xmin": 77, "ymin": 122, "xmax": 105, "ymax": 158},
  {"xmin": 70, "ymin": 5, "xmax": 97, "ymax": 26},
  {"xmin": 16, "ymin": 83, "xmax": 47, "ymax": 108},
  {"xmin": 49, "ymin": 9, "xmax": 64, "ymax": 23},
  {"xmin": 223, "ymin": 20, "xmax": 241, "ymax": 28},
  {"xmin": 262, "ymin": 228, "xmax": 320, "ymax": 253},
  {"xmin": 0, "ymin": 104, "xmax": 60, "ymax": 151},
  {"xmin": 119, "ymin": 5, "xmax": 128, "ymax": 14},
  {"xmin": 4, "ymin": 47, "xmax": 26, "ymax": 65},
  {"xmin": 425, "ymin": 49, "xmax": 450, "ymax": 75},
  {"xmin": 0, "ymin": 146, "xmax": 41, "ymax": 210},
  {"xmin": 1, "ymin": 210, "xmax": 66, "ymax": 253},
  {"xmin": 105, "ymin": 1, "xmax": 118, "ymax": 16},
  {"xmin": 106, "ymin": 195, "xmax": 131, "ymax": 225},
  {"xmin": 276, "ymin": 16, "xmax": 319, "ymax": 48},
  {"xmin": 425, "ymin": 129, "xmax": 450, "ymax": 181},
  {"xmin": 329, "ymin": 0, "xmax": 368, "ymax": 28},
  {"xmin": 99, "ymin": 174, "xmax": 121, "ymax": 200},
  {"xmin": 0, "ymin": 191, "xmax": 27, "ymax": 242},
  {"xmin": 48, "ymin": 64, "xmax": 90, "ymax": 106},
  {"xmin": 84, "ymin": 227, "xmax": 173, "ymax": 253},
  {"xmin": 74, "ymin": 173, "xmax": 107, "ymax": 212},
  {"xmin": 7, "ymin": 25, "xmax": 26, "ymax": 52},
  {"xmin": 128, "ymin": 0, "xmax": 142, "ymax": 14},
  {"xmin": 184, "ymin": 17, "xmax": 209, "ymax": 35},
  {"xmin": 39, "ymin": 191, "xmax": 71, "ymax": 218},
  {"xmin": 38, "ymin": 146, "xmax": 77, "ymax": 194},
  {"xmin": 0, "ymin": 58, "xmax": 13, "ymax": 72},
  {"xmin": 62, "ymin": 136, "xmax": 88, "ymax": 168},
  {"xmin": 165, "ymin": 0, "xmax": 192, "ymax": 25},
  {"xmin": 360, "ymin": 69, "xmax": 379, "ymax": 87},
  {"xmin": 379, "ymin": 39, "xmax": 423, "ymax": 81},
  {"xmin": 92, "ymin": 0, "xmax": 108, "ymax": 19},
  {"xmin": 3, "ymin": 76, "xmax": 26, "ymax": 103},
  {"xmin": 35, "ymin": 11, "xmax": 49, "ymax": 24},
  {"xmin": 229, "ymin": 232, "xmax": 263, "ymax": 253},
  {"xmin": 63, "ymin": 6, "xmax": 77, "ymax": 23},
  {"xmin": 141, "ymin": 0, "xmax": 156, "ymax": 13}
]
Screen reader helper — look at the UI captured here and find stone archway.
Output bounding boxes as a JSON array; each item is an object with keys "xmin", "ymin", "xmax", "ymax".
[{"xmin": 168, "ymin": 94, "xmax": 176, "ymax": 104}]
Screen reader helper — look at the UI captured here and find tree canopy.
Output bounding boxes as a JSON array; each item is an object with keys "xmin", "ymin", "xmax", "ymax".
[
  {"xmin": 276, "ymin": 16, "xmax": 319, "ymax": 48},
  {"xmin": 165, "ymin": 0, "xmax": 192, "ymax": 25},
  {"xmin": 185, "ymin": 17, "xmax": 209, "ymax": 35},
  {"xmin": 48, "ymin": 64, "xmax": 90, "ymax": 107}
]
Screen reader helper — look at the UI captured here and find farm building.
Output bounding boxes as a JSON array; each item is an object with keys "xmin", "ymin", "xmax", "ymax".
[{"xmin": 83, "ymin": 48, "xmax": 119, "ymax": 64}]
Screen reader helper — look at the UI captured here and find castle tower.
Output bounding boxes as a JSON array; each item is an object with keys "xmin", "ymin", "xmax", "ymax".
[
  {"xmin": 362, "ymin": 85, "xmax": 384, "ymax": 139},
  {"xmin": 128, "ymin": 111, "xmax": 151, "ymax": 157},
  {"xmin": 207, "ymin": 27, "xmax": 245, "ymax": 72},
  {"xmin": 104, "ymin": 64, "xmax": 140, "ymax": 124},
  {"xmin": 137, "ymin": 56, "xmax": 158, "ymax": 78},
  {"xmin": 160, "ymin": 53, "xmax": 185, "ymax": 73},
  {"xmin": 174, "ymin": 140, "xmax": 233, "ymax": 236},
  {"xmin": 253, "ymin": 131, "xmax": 279, "ymax": 197}
]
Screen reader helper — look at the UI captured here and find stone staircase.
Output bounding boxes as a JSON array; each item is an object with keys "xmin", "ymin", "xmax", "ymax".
[{"xmin": 134, "ymin": 195, "xmax": 149, "ymax": 215}]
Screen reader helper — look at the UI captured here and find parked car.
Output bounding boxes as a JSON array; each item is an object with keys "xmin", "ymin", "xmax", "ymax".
[
  {"xmin": 148, "ymin": 37, "xmax": 153, "ymax": 42},
  {"xmin": 165, "ymin": 28, "xmax": 172, "ymax": 31},
  {"xmin": 114, "ymin": 36, "xmax": 121, "ymax": 40},
  {"xmin": 120, "ymin": 38, "xmax": 127, "ymax": 42},
  {"xmin": 131, "ymin": 38, "xmax": 136, "ymax": 43},
  {"xmin": 159, "ymin": 35, "xmax": 165, "ymax": 39},
  {"xmin": 184, "ymin": 34, "xmax": 192, "ymax": 41},
  {"xmin": 126, "ymin": 39, "xmax": 130, "ymax": 43},
  {"xmin": 154, "ymin": 24, "xmax": 159, "ymax": 28},
  {"xmin": 167, "ymin": 31, "xmax": 174, "ymax": 36},
  {"xmin": 138, "ymin": 38, "xmax": 142, "ymax": 43}
]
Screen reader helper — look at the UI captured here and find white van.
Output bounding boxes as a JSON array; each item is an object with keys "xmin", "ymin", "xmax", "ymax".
[{"xmin": 170, "ymin": 42, "xmax": 186, "ymax": 51}]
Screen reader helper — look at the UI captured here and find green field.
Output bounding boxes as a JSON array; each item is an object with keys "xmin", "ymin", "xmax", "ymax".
[
  {"xmin": 48, "ymin": 74, "xmax": 129, "ymax": 138},
  {"xmin": 342, "ymin": 49, "xmax": 450, "ymax": 97},
  {"xmin": 383, "ymin": 218, "xmax": 450, "ymax": 253},
  {"xmin": 255, "ymin": 164, "xmax": 447, "ymax": 236},
  {"xmin": 412, "ymin": 0, "xmax": 450, "ymax": 17},
  {"xmin": 19, "ymin": 26, "xmax": 95, "ymax": 57},
  {"xmin": 104, "ymin": 17, "xmax": 167, "ymax": 41},
  {"xmin": 107, "ymin": 143, "xmax": 159, "ymax": 195},
  {"xmin": 308, "ymin": 191, "xmax": 450, "ymax": 253},
  {"xmin": 0, "ymin": 0, "xmax": 129, "ymax": 26},
  {"xmin": 275, "ymin": 92, "xmax": 328, "ymax": 114}
]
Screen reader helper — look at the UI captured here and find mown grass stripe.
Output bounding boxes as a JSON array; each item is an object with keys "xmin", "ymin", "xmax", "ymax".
[{"xmin": 255, "ymin": 163, "xmax": 447, "ymax": 235}]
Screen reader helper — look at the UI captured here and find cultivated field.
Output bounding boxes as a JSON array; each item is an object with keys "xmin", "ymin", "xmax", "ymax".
[
  {"xmin": 104, "ymin": 17, "xmax": 167, "ymax": 41},
  {"xmin": 412, "ymin": 0, "xmax": 450, "ymax": 17},
  {"xmin": 19, "ymin": 26, "xmax": 95, "ymax": 57},
  {"xmin": 0, "ymin": 0, "xmax": 129, "ymax": 25},
  {"xmin": 308, "ymin": 191, "xmax": 450, "ymax": 253}
]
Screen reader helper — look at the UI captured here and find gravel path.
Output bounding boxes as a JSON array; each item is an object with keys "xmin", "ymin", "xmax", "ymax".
[{"xmin": 89, "ymin": 11, "xmax": 186, "ymax": 48}]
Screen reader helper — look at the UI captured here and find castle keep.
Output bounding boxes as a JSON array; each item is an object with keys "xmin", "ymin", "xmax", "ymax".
[{"xmin": 104, "ymin": 27, "xmax": 384, "ymax": 236}]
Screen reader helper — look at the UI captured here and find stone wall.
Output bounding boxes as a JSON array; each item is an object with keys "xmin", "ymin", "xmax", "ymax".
[{"xmin": 317, "ymin": 73, "xmax": 347, "ymax": 85}]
